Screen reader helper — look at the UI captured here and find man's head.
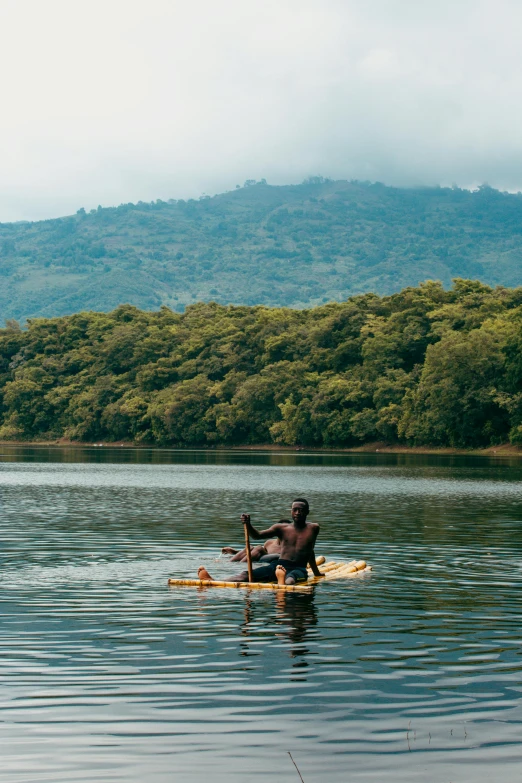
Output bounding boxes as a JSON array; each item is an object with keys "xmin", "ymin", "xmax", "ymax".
[{"xmin": 291, "ymin": 498, "xmax": 309, "ymax": 525}]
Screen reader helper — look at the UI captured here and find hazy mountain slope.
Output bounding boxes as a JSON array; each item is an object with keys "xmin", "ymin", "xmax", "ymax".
[{"xmin": 1, "ymin": 179, "xmax": 522, "ymax": 322}]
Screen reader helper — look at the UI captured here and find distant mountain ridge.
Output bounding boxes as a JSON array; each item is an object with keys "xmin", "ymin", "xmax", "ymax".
[{"xmin": 1, "ymin": 179, "xmax": 522, "ymax": 323}]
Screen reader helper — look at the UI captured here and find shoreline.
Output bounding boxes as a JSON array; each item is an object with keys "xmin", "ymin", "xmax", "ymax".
[{"xmin": 0, "ymin": 439, "xmax": 520, "ymax": 458}]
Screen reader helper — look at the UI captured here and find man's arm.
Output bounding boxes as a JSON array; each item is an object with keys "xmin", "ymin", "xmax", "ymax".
[
  {"xmin": 308, "ymin": 525, "xmax": 324, "ymax": 577},
  {"xmin": 308, "ymin": 551, "xmax": 325, "ymax": 577},
  {"xmin": 241, "ymin": 514, "xmax": 283, "ymax": 541}
]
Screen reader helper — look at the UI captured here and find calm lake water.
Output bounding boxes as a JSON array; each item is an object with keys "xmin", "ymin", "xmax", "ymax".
[{"xmin": 2, "ymin": 447, "xmax": 522, "ymax": 783}]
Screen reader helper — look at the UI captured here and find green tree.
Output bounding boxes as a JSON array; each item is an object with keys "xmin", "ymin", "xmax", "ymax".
[{"xmin": 399, "ymin": 327, "xmax": 508, "ymax": 446}]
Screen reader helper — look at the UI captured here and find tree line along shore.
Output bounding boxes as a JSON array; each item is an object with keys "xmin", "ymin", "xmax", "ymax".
[{"xmin": 1, "ymin": 278, "xmax": 522, "ymax": 450}]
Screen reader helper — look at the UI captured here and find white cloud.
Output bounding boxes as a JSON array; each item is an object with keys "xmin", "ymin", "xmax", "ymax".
[
  {"xmin": 0, "ymin": 0, "xmax": 520, "ymax": 220},
  {"xmin": 357, "ymin": 49, "xmax": 406, "ymax": 80}
]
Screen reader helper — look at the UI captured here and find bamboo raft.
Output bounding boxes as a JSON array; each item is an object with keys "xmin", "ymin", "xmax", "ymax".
[{"xmin": 167, "ymin": 557, "xmax": 371, "ymax": 592}]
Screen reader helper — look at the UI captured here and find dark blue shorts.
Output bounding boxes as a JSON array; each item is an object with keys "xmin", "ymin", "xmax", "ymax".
[{"xmin": 247, "ymin": 558, "xmax": 308, "ymax": 583}]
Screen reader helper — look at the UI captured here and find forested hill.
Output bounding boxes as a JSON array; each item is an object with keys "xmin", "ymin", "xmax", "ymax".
[
  {"xmin": 2, "ymin": 179, "xmax": 522, "ymax": 323},
  {"xmin": 2, "ymin": 279, "xmax": 522, "ymax": 449}
]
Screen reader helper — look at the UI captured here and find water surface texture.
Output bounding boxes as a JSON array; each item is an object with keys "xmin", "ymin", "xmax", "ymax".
[{"xmin": 2, "ymin": 447, "xmax": 522, "ymax": 783}]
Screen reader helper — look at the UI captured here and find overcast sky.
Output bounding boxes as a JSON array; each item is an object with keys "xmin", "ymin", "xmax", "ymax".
[{"xmin": 0, "ymin": 0, "xmax": 520, "ymax": 221}]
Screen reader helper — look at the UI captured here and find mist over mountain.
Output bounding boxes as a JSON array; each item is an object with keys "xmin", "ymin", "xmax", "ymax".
[{"xmin": 2, "ymin": 178, "xmax": 522, "ymax": 324}]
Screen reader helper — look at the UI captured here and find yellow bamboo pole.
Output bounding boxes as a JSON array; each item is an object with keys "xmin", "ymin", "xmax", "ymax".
[
  {"xmin": 308, "ymin": 559, "xmax": 367, "ymax": 580},
  {"xmin": 313, "ymin": 561, "xmax": 341, "ymax": 573},
  {"xmin": 167, "ymin": 577, "xmax": 313, "ymax": 592},
  {"xmin": 243, "ymin": 519, "xmax": 254, "ymax": 583},
  {"xmin": 337, "ymin": 564, "xmax": 372, "ymax": 578},
  {"xmin": 324, "ymin": 565, "xmax": 358, "ymax": 579},
  {"xmin": 306, "ymin": 558, "xmax": 332, "ymax": 575},
  {"xmin": 309, "ymin": 559, "xmax": 372, "ymax": 580}
]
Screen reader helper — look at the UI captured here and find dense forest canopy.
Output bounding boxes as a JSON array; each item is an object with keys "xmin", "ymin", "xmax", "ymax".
[
  {"xmin": 2, "ymin": 279, "xmax": 522, "ymax": 449},
  {"xmin": 2, "ymin": 179, "xmax": 522, "ymax": 322}
]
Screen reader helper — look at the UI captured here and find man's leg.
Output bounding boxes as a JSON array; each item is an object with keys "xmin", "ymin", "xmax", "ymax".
[
  {"xmin": 197, "ymin": 566, "xmax": 249, "ymax": 581},
  {"xmin": 243, "ymin": 562, "xmax": 277, "ymax": 582},
  {"xmin": 232, "ymin": 545, "xmax": 267, "ymax": 563},
  {"xmin": 197, "ymin": 562, "xmax": 277, "ymax": 582},
  {"xmin": 275, "ymin": 564, "xmax": 308, "ymax": 586}
]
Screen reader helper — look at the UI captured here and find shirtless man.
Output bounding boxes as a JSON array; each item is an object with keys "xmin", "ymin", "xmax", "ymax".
[
  {"xmin": 222, "ymin": 538, "xmax": 281, "ymax": 563},
  {"xmin": 198, "ymin": 498, "xmax": 324, "ymax": 586}
]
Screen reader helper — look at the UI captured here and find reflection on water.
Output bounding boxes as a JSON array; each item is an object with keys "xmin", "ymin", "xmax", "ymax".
[
  {"xmin": 1, "ymin": 446, "xmax": 522, "ymax": 782},
  {"xmin": 240, "ymin": 592, "xmax": 319, "ymax": 668}
]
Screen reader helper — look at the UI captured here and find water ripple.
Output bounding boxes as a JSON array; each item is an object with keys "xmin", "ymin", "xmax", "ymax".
[{"xmin": 1, "ymin": 449, "xmax": 522, "ymax": 782}]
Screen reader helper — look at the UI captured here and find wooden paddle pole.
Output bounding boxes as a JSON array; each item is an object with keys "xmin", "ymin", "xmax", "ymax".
[{"xmin": 243, "ymin": 515, "xmax": 254, "ymax": 582}]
